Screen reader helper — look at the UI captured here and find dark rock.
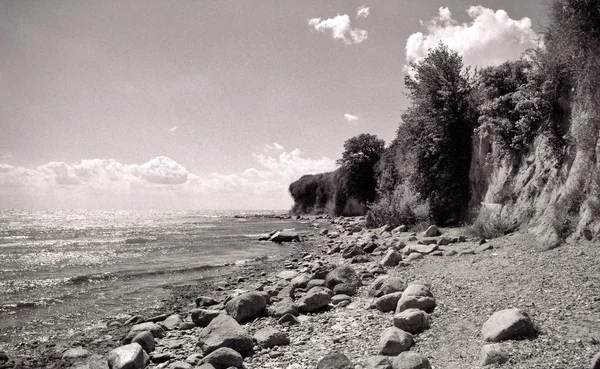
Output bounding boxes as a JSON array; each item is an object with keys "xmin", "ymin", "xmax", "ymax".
[
  {"xmin": 200, "ymin": 347, "xmax": 243, "ymax": 369},
  {"xmin": 480, "ymin": 344, "xmax": 509, "ymax": 366},
  {"xmin": 224, "ymin": 291, "xmax": 267, "ymax": 323},
  {"xmin": 131, "ymin": 331, "xmax": 155, "ymax": 353},
  {"xmin": 363, "ymin": 242, "xmax": 379, "ymax": 253},
  {"xmin": 150, "ymin": 352, "xmax": 172, "ymax": 363},
  {"xmin": 145, "ymin": 313, "xmax": 168, "ymax": 323},
  {"xmin": 291, "ymin": 274, "xmax": 312, "ymax": 289},
  {"xmin": 481, "ymin": 308, "xmax": 536, "ymax": 342},
  {"xmin": 306, "ymin": 279, "xmax": 326, "ymax": 290},
  {"xmin": 123, "ymin": 322, "xmax": 166, "ymax": 344},
  {"xmin": 333, "ymin": 283, "xmax": 357, "ymax": 296},
  {"xmin": 372, "ymin": 292, "xmax": 404, "ymax": 312},
  {"xmin": 253, "ymin": 327, "xmax": 290, "ymax": 348},
  {"xmin": 342, "ymin": 245, "xmax": 365, "ymax": 259},
  {"xmin": 297, "ymin": 288, "xmax": 332, "ymax": 313},
  {"xmin": 423, "ymin": 225, "xmax": 441, "ymax": 237},
  {"xmin": 592, "ymin": 352, "xmax": 600, "ymax": 369},
  {"xmin": 393, "ymin": 309, "xmax": 431, "ymax": 334},
  {"xmin": 197, "ymin": 314, "xmax": 254, "ymax": 355},
  {"xmin": 379, "ymin": 327, "xmax": 413, "ymax": 355},
  {"xmin": 0, "ymin": 351, "xmax": 7, "ymax": 362},
  {"xmin": 278, "ymin": 313, "xmax": 300, "ymax": 326},
  {"xmin": 108, "ymin": 343, "xmax": 148, "ymax": 369},
  {"xmin": 317, "ymin": 352, "xmax": 354, "ymax": 369},
  {"xmin": 191, "ymin": 309, "xmax": 221, "ymax": 327},
  {"xmin": 312, "ymin": 265, "xmax": 335, "ymax": 280},
  {"xmin": 351, "ymin": 254, "xmax": 373, "ymax": 264},
  {"xmin": 267, "ymin": 298, "xmax": 298, "ymax": 317},
  {"xmin": 196, "ymin": 296, "xmax": 219, "ymax": 307},
  {"xmin": 391, "ymin": 352, "xmax": 431, "ymax": 369},
  {"xmin": 325, "ymin": 266, "xmax": 361, "ymax": 290},
  {"xmin": 179, "ymin": 321, "xmax": 196, "ymax": 330},
  {"xmin": 365, "ymin": 355, "xmax": 392, "ymax": 369}
]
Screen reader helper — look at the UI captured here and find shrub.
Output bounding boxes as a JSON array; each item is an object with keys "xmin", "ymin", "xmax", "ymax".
[
  {"xmin": 467, "ymin": 207, "xmax": 516, "ymax": 239},
  {"xmin": 366, "ymin": 182, "xmax": 430, "ymax": 228}
]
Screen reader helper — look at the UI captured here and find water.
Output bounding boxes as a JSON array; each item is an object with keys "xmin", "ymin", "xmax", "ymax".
[{"xmin": 0, "ymin": 210, "xmax": 307, "ymax": 343}]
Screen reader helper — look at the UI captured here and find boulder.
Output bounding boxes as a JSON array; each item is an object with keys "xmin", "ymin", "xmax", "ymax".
[
  {"xmin": 191, "ymin": 309, "xmax": 221, "ymax": 327},
  {"xmin": 267, "ymin": 298, "xmax": 298, "ymax": 317},
  {"xmin": 403, "ymin": 244, "xmax": 438, "ymax": 255},
  {"xmin": 224, "ymin": 291, "xmax": 266, "ymax": 323},
  {"xmin": 332, "ymin": 294, "xmax": 352, "ymax": 305},
  {"xmin": 362, "ymin": 242, "xmax": 379, "ymax": 253},
  {"xmin": 307, "ymin": 279, "xmax": 326, "ymax": 290},
  {"xmin": 196, "ymin": 296, "xmax": 218, "ymax": 307},
  {"xmin": 62, "ymin": 347, "xmax": 90, "ymax": 360},
  {"xmin": 131, "ymin": 331, "xmax": 155, "ymax": 353},
  {"xmin": 317, "ymin": 352, "xmax": 354, "ymax": 369},
  {"xmin": 200, "ymin": 347, "xmax": 243, "ymax": 369},
  {"xmin": 370, "ymin": 276, "xmax": 406, "ymax": 297},
  {"xmin": 381, "ymin": 249, "xmax": 403, "ymax": 267},
  {"xmin": 379, "ymin": 327, "xmax": 413, "ymax": 355},
  {"xmin": 592, "ymin": 352, "xmax": 600, "ymax": 369},
  {"xmin": 333, "ymin": 283, "xmax": 358, "ymax": 296},
  {"xmin": 480, "ymin": 344, "xmax": 509, "ymax": 366},
  {"xmin": 391, "ymin": 352, "xmax": 431, "ymax": 369},
  {"xmin": 423, "ymin": 225, "xmax": 441, "ymax": 237},
  {"xmin": 372, "ymin": 292, "xmax": 403, "ymax": 312},
  {"xmin": 277, "ymin": 270, "xmax": 299, "ymax": 281},
  {"xmin": 365, "ymin": 355, "xmax": 392, "ymax": 369},
  {"xmin": 108, "ymin": 343, "xmax": 148, "ymax": 369},
  {"xmin": 393, "ymin": 309, "xmax": 431, "ymax": 334},
  {"xmin": 297, "ymin": 288, "xmax": 332, "ymax": 313},
  {"xmin": 253, "ymin": 327, "xmax": 290, "ymax": 348},
  {"xmin": 168, "ymin": 361, "xmax": 192, "ymax": 369},
  {"xmin": 197, "ymin": 314, "xmax": 254, "ymax": 355},
  {"xmin": 325, "ymin": 266, "xmax": 361, "ymax": 290},
  {"xmin": 270, "ymin": 231, "xmax": 300, "ymax": 242},
  {"xmin": 291, "ymin": 274, "xmax": 312, "ymax": 289},
  {"xmin": 342, "ymin": 245, "xmax": 365, "ymax": 259},
  {"xmin": 481, "ymin": 308, "xmax": 536, "ymax": 342},
  {"xmin": 162, "ymin": 314, "xmax": 182, "ymax": 330},
  {"xmin": 312, "ymin": 265, "xmax": 335, "ymax": 279},
  {"xmin": 404, "ymin": 253, "xmax": 423, "ymax": 262},
  {"xmin": 123, "ymin": 322, "xmax": 165, "ymax": 343},
  {"xmin": 278, "ymin": 313, "xmax": 300, "ymax": 326},
  {"xmin": 351, "ymin": 255, "xmax": 373, "ymax": 264},
  {"xmin": 396, "ymin": 284, "xmax": 435, "ymax": 313}
]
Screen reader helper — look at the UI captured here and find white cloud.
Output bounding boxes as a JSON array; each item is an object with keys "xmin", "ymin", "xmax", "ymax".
[
  {"xmin": 405, "ymin": 6, "xmax": 541, "ymax": 71},
  {"xmin": 169, "ymin": 126, "xmax": 177, "ymax": 133},
  {"xmin": 356, "ymin": 6, "xmax": 370, "ymax": 19},
  {"xmin": 0, "ymin": 147, "xmax": 337, "ymax": 210},
  {"xmin": 263, "ymin": 142, "xmax": 284, "ymax": 152},
  {"xmin": 344, "ymin": 113, "xmax": 359, "ymax": 122},
  {"xmin": 308, "ymin": 14, "xmax": 368, "ymax": 45},
  {"xmin": 0, "ymin": 152, "xmax": 12, "ymax": 161}
]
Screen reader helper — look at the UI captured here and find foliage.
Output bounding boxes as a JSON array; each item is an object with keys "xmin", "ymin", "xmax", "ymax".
[
  {"xmin": 467, "ymin": 207, "xmax": 516, "ymax": 240},
  {"xmin": 366, "ymin": 182, "xmax": 430, "ymax": 228},
  {"xmin": 289, "ymin": 172, "xmax": 335, "ymax": 214},
  {"xmin": 400, "ymin": 43, "xmax": 477, "ymax": 224}
]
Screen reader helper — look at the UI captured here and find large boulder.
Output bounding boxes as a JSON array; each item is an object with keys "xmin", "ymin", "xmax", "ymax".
[
  {"xmin": 393, "ymin": 309, "xmax": 431, "ymax": 334},
  {"xmin": 342, "ymin": 245, "xmax": 365, "ymax": 259},
  {"xmin": 481, "ymin": 308, "xmax": 536, "ymax": 342},
  {"xmin": 197, "ymin": 314, "xmax": 254, "ymax": 355},
  {"xmin": 325, "ymin": 266, "xmax": 361, "ymax": 290},
  {"xmin": 381, "ymin": 249, "xmax": 403, "ymax": 267},
  {"xmin": 371, "ymin": 292, "xmax": 403, "ymax": 313},
  {"xmin": 131, "ymin": 331, "xmax": 155, "ymax": 353},
  {"xmin": 391, "ymin": 352, "xmax": 431, "ymax": 369},
  {"xmin": 270, "ymin": 231, "xmax": 300, "ymax": 242},
  {"xmin": 253, "ymin": 327, "xmax": 290, "ymax": 348},
  {"xmin": 224, "ymin": 291, "xmax": 266, "ymax": 323},
  {"xmin": 297, "ymin": 288, "xmax": 332, "ymax": 313},
  {"xmin": 480, "ymin": 344, "xmax": 509, "ymax": 366},
  {"xmin": 379, "ymin": 327, "xmax": 413, "ymax": 355},
  {"xmin": 370, "ymin": 276, "xmax": 406, "ymax": 297},
  {"xmin": 396, "ymin": 284, "xmax": 435, "ymax": 313},
  {"xmin": 191, "ymin": 309, "xmax": 221, "ymax": 327},
  {"xmin": 200, "ymin": 347, "xmax": 243, "ymax": 369},
  {"xmin": 267, "ymin": 298, "xmax": 298, "ymax": 317},
  {"xmin": 317, "ymin": 352, "xmax": 354, "ymax": 369},
  {"xmin": 108, "ymin": 343, "xmax": 148, "ymax": 369}
]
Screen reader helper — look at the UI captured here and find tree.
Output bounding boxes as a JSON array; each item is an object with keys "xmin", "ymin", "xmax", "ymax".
[
  {"xmin": 401, "ymin": 43, "xmax": 477, "ymax": 224},
  {"xmin": 337, "ymin": 133, "xmax": 385, "ymax": 205}
]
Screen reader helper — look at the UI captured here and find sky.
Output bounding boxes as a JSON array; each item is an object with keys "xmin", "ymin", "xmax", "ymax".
[{"xmin": 0, "ymin": 0, "xmax": 547, "ymax": 210}]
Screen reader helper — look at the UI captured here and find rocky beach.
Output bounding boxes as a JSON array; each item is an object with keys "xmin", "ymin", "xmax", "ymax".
[{"xmin": 1, "ymin": 216, "xmax": 599, "ymax": 369}]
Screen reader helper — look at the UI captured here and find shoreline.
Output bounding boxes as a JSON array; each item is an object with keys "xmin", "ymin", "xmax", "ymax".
[{"xmin": 1, "ymin": 215, "xmax": 598, "ymax": 368}]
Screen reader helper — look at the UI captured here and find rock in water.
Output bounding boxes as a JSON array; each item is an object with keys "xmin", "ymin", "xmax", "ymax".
[
  {"xmin": 270, "ymin": 231, "xmax": 300, "ymax": 242},
  {"xmin": 253, "ymin": 327, "xmax": 290, "ymax": 348},
  {"xmin": 224, "ymin": 291, "xmax": 266, "ymax": 323},
  {"xmin": 200, "ymin": 347, "xmax": 243, "ymax": 369},
  {"xmin": 365, "ymin": 355, "xmax": 392, "ymax": 369},
  {"xmin": 481, "ymin": 308, "xmax": 536, "ymax": 342},
  {"xmin": 423, "ymin": 225, "xmax": 441, "ymax": 237},
  {"xmin": 379, "ymin": 327, "xmax": 413, "ymax": 355},
  {"xmin": 197, "ymin": 314, "xmax": 254, "ymax": 355},
  {"xmin": 325, "ymin": 266, "xmax": 361, "ymax": 290},
  {"xmin": 391, "ymin": 352, "xmax": 431, "ymax": 369},
  {"xmin": 131, "ymin": 331, "xmax": 155, "ymax": 353},
  {"xmin": 393, "ymin": 309, "xmax": 431, "ymax": 334},
  {"xmin": 480, "ymin": 344, "xmax": 509, "ymax": 366},
  {"xmin": 381, "ymin": 249, "xmax": 402, "ymax": 267},
  {"xmin": 108, "ymin": 343, "xmax": 148, "ymax": 369},
  {"xmin": 191, "ymin": 309, "xmax": 221, "ymax": 327},
  {"xmin": 317, "ymin": 352, "xmax": 354, "ymax": 369},
  {"xmin": 396, "ymin": 284, "xmax": 436, "ymax": 313}
]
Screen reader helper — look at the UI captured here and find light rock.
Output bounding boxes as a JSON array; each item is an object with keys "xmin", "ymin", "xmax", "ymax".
[
  {"xmin": 392, "ymin": 225, "xmax": 408, "ymax": 233},
  {"xmin": 396, "ymin": 284, "xmax": 435, "ymax": 313},
  {"xmin": 197, "ymin": 314, "xmax": 253, "ymax": 355},
  {"xmin": 267, "ymin": 298, "xmax": 298, "ymax": 317},
  {"xmin": 297, "ymin": 288, "xmax": 332, "ymax": 313},
  {"xmin": 381, "ymin": 249, "xmax": 403, "ymax": 267},
  {"xmin": 200, "ymin": 347, "xmax": 243, "ymax": 369},
  {"xmin": 379, "ymin": 327, "xmax": 413, "ymax": 355},
  {"xmin": 317, "ymin": 352, "xmax": 354, "ymax": 369},
  {"xmin": 291, "ymin": 274, "xmax": 312, "ymax": 289},
  {"xmin": 123, "ymin": 322, "xmax": 165, "ymax": 343},
  {"xmin": 393, "ymin": 309, "xmax": 431, "ymax": 334},
  {"xmin": 423, "ymin": 225, "xmax": 441, "ymax": 237},
  {"xmin": 253, "ymin": 327, "xmax": 290, "ymax": 348},
  {"xmin": 62, "ymin": 347, "xmax": 90, "ymax": 360},
  {"xmin": 391, "ymin": 352, "xmax": 431, "ymax": 369},
  {"xmin": 307, "ymin": 279, "xmax": 326, "ymax": 290},
  {"xmin": 372, "ymin": 292, "xmax": 403, "ymax": 312},
  {"xmin": 270, "ymin": 231, "xmax": 300, "ymax": 242},
  {"xmin": 332, "ymin": 294, "xmax": 352, "ymax": 305},
  {"xmin": 404, "ymin": 244, "xmax": 438, "ymax": 255},
  {"xmin": 404, "ymin": 253, "xmax": 424, "ymax": 262},
  {"xmin": 480, "ymin": 344, "xmax": 509, "ymax": 366},
  {"xmin": 224, "ymin": 291, "xmax": 267, "ymax": 323},
  {"xmin": 162, "ymin": 314, "xmax": 183, "ymax": 330},
  {"xmin": 365, "ymin": 355, "xmax": 392, "ymax": 369},
  {"xmin": 107, "ymin": 343, "xmax": 148, "ymax": 369},
  {"xmin": 481, "ymin": 308, "xmax": 536, "ymax": 342},
  {"xmin": 191, "ymin": 309, "xmax": 221, "ymax": 327},
  {"xmin": 168, "ymin": 361, "xmax": 192, "ymax": 369},
  {"xmin": 277, "ymin": 270, "xmax": 299, "ymax": 281},
  {"xmin": 325, "ymin": 266, "xmax": 361, "ymax": 290}
]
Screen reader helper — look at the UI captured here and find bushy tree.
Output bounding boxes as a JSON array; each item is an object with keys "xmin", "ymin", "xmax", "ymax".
[
  {"xmin": 401, "ymin": 44, "xmax": 477, "ymax": 224},
  {"xmin": 337, "ymin": 133, "xmax": 385, "ymax": 205}
]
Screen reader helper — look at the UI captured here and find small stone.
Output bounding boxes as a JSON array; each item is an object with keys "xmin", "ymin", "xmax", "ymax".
[
  {"xmin": 253, "ymin": 327, "xmax": 290, "ymax": 348},
  {"xmin": 391, "ymin": 352, "xmax": 431, "ymax": 369},
  {"xmin": 393, "ymin": 309, "xmax": 431, "ymax": 334},
  {"xmin": 201, "ymin": 347, "xmax": 243, "ymax": 369},
  {"xmin": 480, "ymin": 344, "xmax": 509, "ymax": 366},
  {"xmin": 317, "ymin": 352, "xmax": 354, "ymax": 369},
  {"xmin": 481, "ymin": 308, "xmax": 536, "ymax": 342},
  {"xmin": 107, "ymin": 343, "xmax": 148, "ymax": 369},
  {"xmin": 379, "ymin": 327, "xmax": 413, "ymax": 355}
]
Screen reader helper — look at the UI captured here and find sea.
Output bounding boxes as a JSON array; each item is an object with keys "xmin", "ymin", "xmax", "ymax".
[{"xmin": 0, "ymin": 209, "xmax": 309, "ymax": 344}]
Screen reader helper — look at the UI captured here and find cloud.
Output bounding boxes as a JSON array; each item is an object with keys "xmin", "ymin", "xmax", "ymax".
[
  {"xmin": 0, "ymin": 147, "xmax": 337, "ymax": 210},
  {"xmin": 0, "ymin": 152, "xmax": 12, "ymax": 161},
  {"xmin": 405, "ymin": 6, "xmax": 541, "ymax": 70},
  {"xmin": 169, "ymin": 126, "xmax": 177, "ymax": 133},
  {"xmin": 263, "ymin": 142, "xmax": 284, "ymax": 152},
  {"xmin": 308, "ymin": 14, "xmax": 368, "ymax": 45},
  {"xmin": 344, "ymin": 113, "xmax": 359, "ymax": 122},
  {"xmin": 356, "ymin": 6, "xmax": 370, "ymax": 19}
]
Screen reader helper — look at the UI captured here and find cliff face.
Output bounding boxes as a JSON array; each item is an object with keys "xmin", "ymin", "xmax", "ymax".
[{"xmin": 469, "ymin": 84, "xmax": 600, "ymax": 247}]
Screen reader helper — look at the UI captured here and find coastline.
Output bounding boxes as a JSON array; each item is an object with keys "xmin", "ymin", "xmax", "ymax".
[{"xmin": 1, "ymin": 215, "xmax": 598, "ymax": 369}]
